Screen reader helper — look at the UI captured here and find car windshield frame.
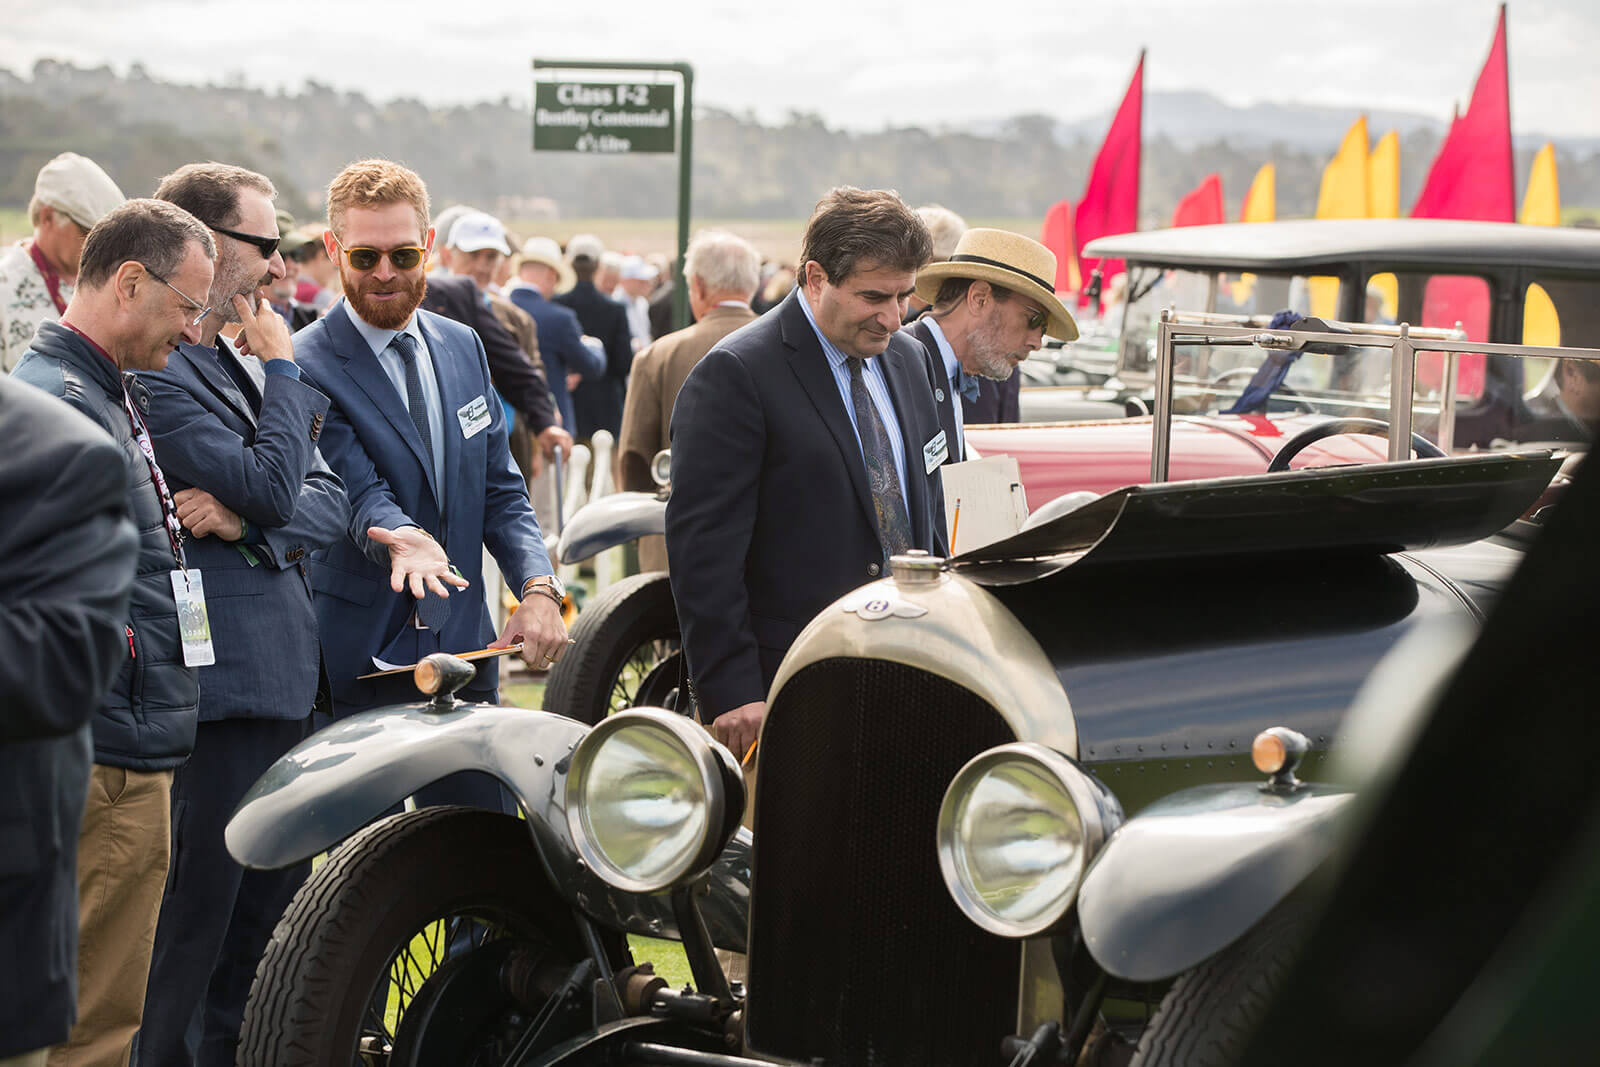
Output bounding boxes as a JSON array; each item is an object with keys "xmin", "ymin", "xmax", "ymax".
[{"xmin": 1149, "ymin": 310, "xmax": 1600, "ymax": 482}]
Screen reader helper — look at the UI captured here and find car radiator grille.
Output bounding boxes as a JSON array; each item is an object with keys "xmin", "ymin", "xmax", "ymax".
[{"xmin": 745, "ymin": 658, "xmax": 1020, "ymax": 1066}]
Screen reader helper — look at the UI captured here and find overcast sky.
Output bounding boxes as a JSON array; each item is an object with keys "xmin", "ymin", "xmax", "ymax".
[{"xmin": 3, "ymin": 0, "xmax": 1597, "ymax": 137}]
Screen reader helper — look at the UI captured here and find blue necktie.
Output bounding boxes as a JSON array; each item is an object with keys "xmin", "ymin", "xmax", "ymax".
[
  {"xmin": 846, "ymin": 356, "xmax": 912, "ymax": 559},
  {"xmin": 953, "ymin": 368, "xmax": 981, "ymax": 404},
  {"xmin": 391, "ymin": 332, "xmax": 434, "ymax": 462}
]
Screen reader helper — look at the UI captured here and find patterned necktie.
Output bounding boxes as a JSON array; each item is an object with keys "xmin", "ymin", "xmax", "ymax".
[
  {"xmin": 846, "ymin": 356, "xmax": 912, "ymax": 558},
  {"xmin": 391, "ymin": 332, "xmax": 433, "ymax": 461}
]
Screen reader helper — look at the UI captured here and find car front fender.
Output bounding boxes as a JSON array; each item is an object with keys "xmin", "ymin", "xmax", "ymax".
[
  {"xmin": 555, "ymin": 491, "xmax": 666, "ymax": 565},
  {"xmin": 1077, "ymin": 781, "xmax": 1352, "ymax": 982},
  {"xmin": 225, "ymin": 700, "xmax": 752, "ymax": 952}
]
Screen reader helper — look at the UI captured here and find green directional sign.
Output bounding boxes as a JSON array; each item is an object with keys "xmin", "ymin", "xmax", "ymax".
[{"xmin": 533, "ymin": 81, "xmax": 676, "ymax": 154}]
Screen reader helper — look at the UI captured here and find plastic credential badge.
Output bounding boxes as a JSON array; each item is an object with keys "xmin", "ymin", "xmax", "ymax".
[{"xmin": 170, "ymin": 568, "xmax": 216, "ymax": 667}]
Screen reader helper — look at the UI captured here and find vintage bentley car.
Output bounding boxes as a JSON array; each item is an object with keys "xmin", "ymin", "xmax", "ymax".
[{"xmin": 224, "ymin": 325, "xmax": 1591, "ymax": 1066}]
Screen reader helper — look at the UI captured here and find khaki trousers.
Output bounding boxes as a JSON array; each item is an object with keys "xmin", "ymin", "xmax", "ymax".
[
  {"xmin": 1, "ymin": 1050, "xmax": 49, "ymax": 1067},
  {"xmin": 47, "ymin": 766, "xmax": 173, "ymax": 1067}
]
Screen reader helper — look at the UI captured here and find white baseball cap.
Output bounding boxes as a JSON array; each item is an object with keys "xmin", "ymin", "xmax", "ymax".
[
  {"xmin": 448, "ymin": 212, "xmax": 511, "ymax": 256},
  {"xmin": 34, "ymin": 152, "xmax": 125, "ymax": 230},
  {"xmin": 566, "ymin": 233, "xmax": 605, "ymax": 264}
]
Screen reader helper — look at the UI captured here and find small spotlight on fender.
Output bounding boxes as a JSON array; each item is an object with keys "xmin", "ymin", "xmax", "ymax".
[{"xmin": 1252, "ymin": 727, "xmax": 1310, "ymax": 793}]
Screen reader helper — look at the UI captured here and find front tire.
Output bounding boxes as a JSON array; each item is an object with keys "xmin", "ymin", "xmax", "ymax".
[
  {"xmin": 543, "ymin": 571, "xmax": 684, "ymax": 724},
  {"xmin": 237, "ymin": 807, "xmax": 614, "ymax": 1066},
  {"xmin": 1127, "ymin": 897, "xmax": 1312, "ymax": 1067}
]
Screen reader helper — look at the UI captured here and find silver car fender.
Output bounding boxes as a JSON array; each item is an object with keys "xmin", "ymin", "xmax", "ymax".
[
  {"xmin": 1076, "ymin": 781, "xmax": 1352, "ymax": 982},
  {"xmin": 555, "ymin": 492, "xmax": 666, "ymax": 565},
  {"xmin": 225, "ymin": 700, "xmax": 751, "ymax": 951}
]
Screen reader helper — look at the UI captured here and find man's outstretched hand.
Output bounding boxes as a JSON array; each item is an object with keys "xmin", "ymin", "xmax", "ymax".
[{"xmin": 368, "ymin": 525, "xmax": 470, "ymax": 599}]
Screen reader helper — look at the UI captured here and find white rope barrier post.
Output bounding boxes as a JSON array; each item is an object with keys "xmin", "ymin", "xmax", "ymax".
[
  {"xmin": 560, "ymin": 443, "xmax": 592, "ymax": 588},
  {"xmin": 587, "ymin": 430, "xmax": 624, "ymax": 593}
]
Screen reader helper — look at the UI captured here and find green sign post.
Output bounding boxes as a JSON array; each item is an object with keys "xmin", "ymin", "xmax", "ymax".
[{"xmin": 533, "ymin": 60, "xmax": 695, "ymax": 330}]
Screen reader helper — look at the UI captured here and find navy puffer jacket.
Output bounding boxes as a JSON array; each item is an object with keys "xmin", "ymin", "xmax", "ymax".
[{"xmin": 13, "ymin": 322, "xmax": 198, "ymax": 769}]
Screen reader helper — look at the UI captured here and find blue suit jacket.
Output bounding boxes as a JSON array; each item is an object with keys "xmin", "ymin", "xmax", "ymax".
[
  {"xmin": 137, "ymin": 341, "xmax": 349, "ymax": 722},
  {"xmin": 666, "ymin": 290, "xmax": 949, "ymax": 714},
  {"xmin": 293, "ymin": 301, "xmax": 553, "ymax": 711},
  {"xmin": 507, "ymin": 284, "xmax": 603, "ymax": 432}
]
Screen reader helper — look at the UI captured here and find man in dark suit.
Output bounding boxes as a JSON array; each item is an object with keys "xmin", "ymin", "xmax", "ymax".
[
  {"xmin": 507, "ymin": 236, "xmax": 603, "ymax": 435},
  {"xmin": 134, "ymin": 163, "xmax": 350, "ymax": 1067},
  {"xmin": 666, "ymin": 187, "xmax": 947, "ymax": 758},
  {"xmin": 556, "ymin": 234, "xmax": 634, "ymax": 439},
  {"xmin": 0, "ymin": 376, "xmax": 137, "ymax": 1067},
  {"xmin": 903, "ymin": 229, "xmax": 1076, "ymax": 461},
  {"xmin": 291, "ymin": 160, "xmax": 567, "ymax": 749}
]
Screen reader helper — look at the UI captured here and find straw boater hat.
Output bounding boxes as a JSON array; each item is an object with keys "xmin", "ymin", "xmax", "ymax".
[
  {"xmin": 914, "ymin": 228, "xmax": 1078, "ymax": 341},
  {"xmin": 514, "ymin": 236, "xmax": 576, "ymax": 292}
]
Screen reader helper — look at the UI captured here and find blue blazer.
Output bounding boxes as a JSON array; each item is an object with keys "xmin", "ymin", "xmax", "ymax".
[
  {"xmin": 293, "ymin": 302, "xmax": 553, "ymax": 711},
  {"xmin": 507, "ymin": 285, "xmax": 603, "ymax": 432},
  {"xmin": 666, "ymin": 290, "xmax": 950, "ymax": 715},
  {"xmin": 137, "ymin": 342, "xmax": 348, "ymax": 722}
]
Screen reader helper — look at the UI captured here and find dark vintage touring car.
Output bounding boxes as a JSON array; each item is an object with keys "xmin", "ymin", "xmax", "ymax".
[{"xmin": 224, "ymin": 321, "xmax": 1592, "ymax": 1065}]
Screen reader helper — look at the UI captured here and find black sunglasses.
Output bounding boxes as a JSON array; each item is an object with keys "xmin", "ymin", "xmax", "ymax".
[{"xmin": 211, "ymin": 223, "xmax": 280, "ymax": 260}]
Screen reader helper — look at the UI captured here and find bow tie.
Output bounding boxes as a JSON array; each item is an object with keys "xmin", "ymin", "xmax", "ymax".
[{"xmin": 952, "ymin": 368, "xmax": 981, "ymax": 404}]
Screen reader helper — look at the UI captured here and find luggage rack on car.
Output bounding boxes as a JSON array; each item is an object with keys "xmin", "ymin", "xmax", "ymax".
[{"xmin": 1150, "ymin": 309, "xmax": 1600, "ymax": 481}]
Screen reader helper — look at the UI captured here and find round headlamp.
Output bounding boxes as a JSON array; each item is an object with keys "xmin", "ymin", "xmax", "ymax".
[
  {"xmin": 565, "ymin": 709, "xmax": 743, "ymax": 893},
  {"xmin": 937, "ymin": 742, "xmax": 1122, "ymax": 937}
]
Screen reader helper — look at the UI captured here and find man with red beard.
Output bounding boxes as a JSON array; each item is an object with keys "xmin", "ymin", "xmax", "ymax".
[{"xmin": 290, "ymin": 160, "xmax": 567, "ymax": 810}]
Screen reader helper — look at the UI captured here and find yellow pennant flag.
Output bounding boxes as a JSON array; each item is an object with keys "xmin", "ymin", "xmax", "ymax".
[
  {"xmin": 1521, "ymin": 143, "xmax": 1561, "ymax": 345},
  {"xmin": 1366, "ymin": 130, "xmax": 1401, "ymax": 320},
  {"xmin": 1311, "ymin": 117, "xmax": 1370, "ymax": 317},
  {"xmin": 1368, "ymin": 131, "xmax": 1400, "ymax": 218},
  {"xmin": 1241, "ymin": 163, "xmax": 1275, "ymax": 222}
]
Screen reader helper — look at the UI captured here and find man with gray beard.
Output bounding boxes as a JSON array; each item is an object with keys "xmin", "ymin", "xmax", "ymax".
[{"xmin": 903, "ymin": 229, "xmax": 1078, "ymax": 461}]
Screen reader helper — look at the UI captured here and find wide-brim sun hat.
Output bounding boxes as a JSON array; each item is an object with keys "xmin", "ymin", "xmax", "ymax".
[
  {"xmin": 515, "ymin": 236, "xmax": 576, "ymax": 292},
  {"xmin": 914, "ymin": 228, "xmax": 1078, "ymax": 341}
]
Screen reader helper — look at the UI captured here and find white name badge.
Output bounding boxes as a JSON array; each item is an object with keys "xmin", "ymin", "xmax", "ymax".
[
  {"xmin": 170, "ymin": 569, "xmax": 216, "ymax": 667},
  {"xmin": 457, "ymin": 395, "xmax": 492, "ymax": 439},
  {"xmin": 923, "ymin": 430, "xmax": 948, "ymax": 473}
]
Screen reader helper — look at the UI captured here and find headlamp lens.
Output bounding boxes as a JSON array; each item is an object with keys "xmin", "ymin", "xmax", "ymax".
[{"xmin": 573, "ymin": 717, "xmax": 712, "ymax": 891}]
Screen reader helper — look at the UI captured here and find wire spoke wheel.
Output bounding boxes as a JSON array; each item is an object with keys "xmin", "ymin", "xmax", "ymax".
[
  {"xmin": 238, "ymin": 808, "xmax": 621, "ymax": 1067},
  {"xmin": 544, "ymin": 573, "xmax": 688, "ymax": 724}
]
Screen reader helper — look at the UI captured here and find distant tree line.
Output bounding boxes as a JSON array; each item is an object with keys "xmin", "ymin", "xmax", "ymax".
[{"xmin": 2, "ymin": 60, "xmax": 1594, "ymax": 226}]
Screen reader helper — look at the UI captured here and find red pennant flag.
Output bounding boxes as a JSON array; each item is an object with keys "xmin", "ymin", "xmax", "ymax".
[
  {"xmin": 1411, "ymin": 5, "xmax": 1514, "ymax": 221},
  {"xmin": 1075, "ymin": 51, "xmax": 1144, "ymax": 301},
  {"xmin": 1171, "ymin": 174, "xmax": 1224, "ymax": 228},
  {"xmin": 1412, "ymin": 4, "xmax": 1512, "ymax": 396},
  {"xmin": 1039, "ymin": 199, "xmax": 1080, "ymax": 293}
]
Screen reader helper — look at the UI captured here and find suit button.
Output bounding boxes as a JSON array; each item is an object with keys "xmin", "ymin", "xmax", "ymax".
[
  {"xmin": 286, "ymin": 548, "xmax": 306, "ymax": 562},
  {"xmin": 867, "ymin": 562, "xmax": 881, "ymax": 577}
]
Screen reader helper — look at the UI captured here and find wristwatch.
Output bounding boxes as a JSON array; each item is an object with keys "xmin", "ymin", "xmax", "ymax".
[{"xmin": 522, "ymin": 574, "xmax": 565, "ymax": 606}]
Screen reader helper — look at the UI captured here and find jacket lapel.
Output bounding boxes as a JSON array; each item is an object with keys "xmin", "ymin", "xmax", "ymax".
[
  {"xmin": 907, "ymin": 319, "xmax": 962, "ymax": 463},
  {"xmin": 418, "ymin": 311, "xmax": 466, "ymax": 517},
  {"xmin": 177, "ymin": 342, "xmax": 257, "ymax": 427},
  {"xmin": 778, "ymin": 292, "xmax": 878, "ymax": 533},
  {"xmin": 326, "ymin": 303, "xmax": 438, "ymax": 502}
]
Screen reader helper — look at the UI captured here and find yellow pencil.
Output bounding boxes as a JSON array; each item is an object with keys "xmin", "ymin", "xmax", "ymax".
[
  {"xmin": 950, "ymin": 497, "xmax": 962, "ymax": 546},
  {"xmin": 742, "ymin": 739, "xmax": 759, "ymax": 766}
]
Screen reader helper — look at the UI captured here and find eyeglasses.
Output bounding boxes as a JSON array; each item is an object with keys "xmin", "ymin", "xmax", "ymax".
[
  {"xmin": 145, "ymin": 267, "xmax": 213, "ymax": 327},
  {"xmin": 1021, "ymin": 304, "xmax": 1048, "ymax": 332},
  {"xmin": 210, "ymin": 224, "xmax": 280, "ymax": 260},
  {"xmin": 332, "ymin": 237, "xmax": 427, "ymax": 273}
]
